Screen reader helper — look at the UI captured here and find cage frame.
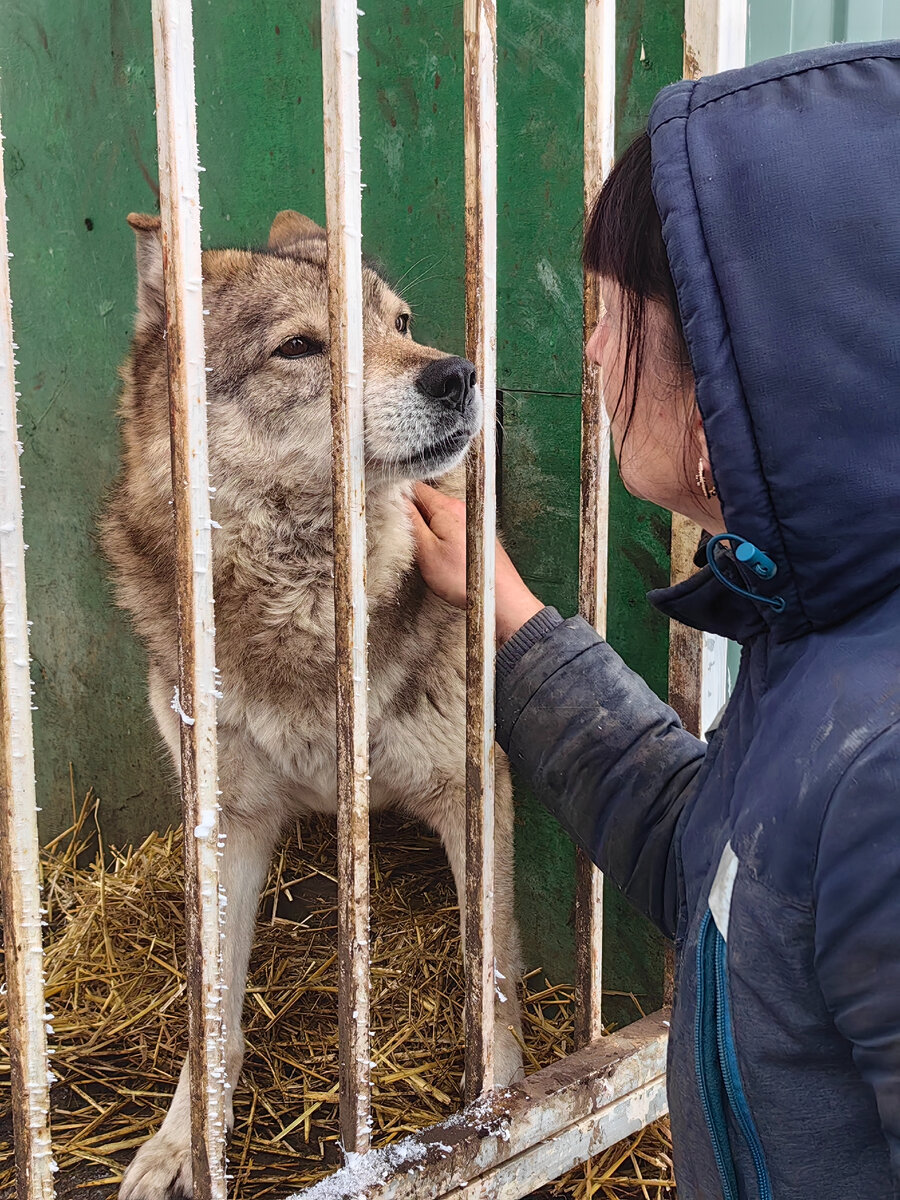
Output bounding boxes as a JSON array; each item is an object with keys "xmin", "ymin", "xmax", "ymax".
[{"xmin": 0, "ymin": 0, "xmax": 747, "ymax": 1196}]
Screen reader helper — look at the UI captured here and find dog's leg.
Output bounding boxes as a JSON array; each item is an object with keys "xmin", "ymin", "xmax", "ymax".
[
  {"xmin": 414, "ymin": 761, "xmax": 524, "ymax": 1089},
  {"xmin": 120, "ymin": 791, "xmax": 282, "ymax": 1199}
]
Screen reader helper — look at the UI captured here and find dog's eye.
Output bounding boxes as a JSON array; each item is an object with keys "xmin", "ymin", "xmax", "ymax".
[
  {"xmin": 275, "ymin": 336, "xmax": 316, "ymax": 359},
  {"xmin": 395, "ymin": 313, "xmax": 410, "ymax": 335}
]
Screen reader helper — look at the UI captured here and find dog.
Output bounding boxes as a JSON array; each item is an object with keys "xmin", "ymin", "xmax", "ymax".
[{"xmin": 101, "ymin": 209, "xmax": 523, "ymax": 1199}]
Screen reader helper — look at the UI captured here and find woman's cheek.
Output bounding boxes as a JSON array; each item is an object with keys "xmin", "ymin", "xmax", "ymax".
[{"xmin": 614, "ymin": 441, "xmax": 647, "ymax": 502}]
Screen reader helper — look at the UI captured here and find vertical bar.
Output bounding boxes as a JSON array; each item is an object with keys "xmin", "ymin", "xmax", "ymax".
[
  {"xmin": 321, "ymin": 0, "xmax": 371, "ymax": 1156},
  {"xmin": 575, "ymin": 0, "xmax": 615, "ymax": 1049},
  {"xmin": 667, "ymin": 515, "xmax": 704, "ymax": 737},
  {"xmin": 0, "ymin": 109, "xmax": 56, "ymax": 1200},
  {"xmin": 669, "ymin": 0, "xmax": 747, "ymax": 1000},
  {"xmin": 674, "ymin": 0, "xmax": 746, "ymax": 734},
  {"xmin": 463, "ymin": 0, "xmax": 498, "ymax": 1101},
  {"xmin": 683, "ymin": 0, "xmax": 747, "ymax": 83},
  {"xmin": 150, "ymin": 3, "xmax": 226, "ymax": 1197}
]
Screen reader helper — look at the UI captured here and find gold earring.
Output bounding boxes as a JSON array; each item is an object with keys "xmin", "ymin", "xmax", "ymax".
[{"xmin": 696, "ymin": 457, "xmax": 718, "ymax": 500}]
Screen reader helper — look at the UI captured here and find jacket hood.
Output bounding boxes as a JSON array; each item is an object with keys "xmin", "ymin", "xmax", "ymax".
[{"xmin": 646, "ymin": 41, "xmax": 900, "ymax": 641}]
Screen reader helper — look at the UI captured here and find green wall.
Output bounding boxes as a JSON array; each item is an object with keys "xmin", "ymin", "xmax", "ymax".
[{"xmin": 0, "ymin": 0, "xmax": 684, "ymax": 1003}]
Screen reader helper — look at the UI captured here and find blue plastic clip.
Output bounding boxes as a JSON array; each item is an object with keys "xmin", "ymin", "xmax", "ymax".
[{"xmin": 706, "ymin": 534, "xmax": 786, "ymax": 613}]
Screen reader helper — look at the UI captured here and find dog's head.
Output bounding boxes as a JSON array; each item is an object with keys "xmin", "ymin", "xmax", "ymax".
[{"xmin": 127, "ymin": 210, "xmax": 481, "ymax": 492}]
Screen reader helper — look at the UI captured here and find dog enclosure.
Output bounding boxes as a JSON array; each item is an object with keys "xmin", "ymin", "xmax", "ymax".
[{"xmin": 0, "ymin": 0, "xmax": 748, "ymax": 1196}]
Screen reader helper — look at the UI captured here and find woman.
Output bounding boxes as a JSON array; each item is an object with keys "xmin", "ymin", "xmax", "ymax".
[{"xmin": 409, "ymin": 41, "xmax": 900, "ymax": 1200}]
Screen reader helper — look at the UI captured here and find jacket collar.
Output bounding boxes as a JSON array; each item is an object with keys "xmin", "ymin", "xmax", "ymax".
[{"xmin": 648, "ymin": 566, "xmax": 767, "ymax": 643}]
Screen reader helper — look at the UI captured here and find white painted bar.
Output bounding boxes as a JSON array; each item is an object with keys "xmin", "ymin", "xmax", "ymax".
[
  {"xmin": 451, "ymin": 1071, "xmax": 668, "ymax": 1199},
  {"xmin": 0, "ymin": 107, "xmax": 56, "ymax": 1200},
  {"xmin": 320, "ymin": 0, "xmax": 371, "ymax": 1157},
  {"xmin": 463, "ymin": 0, "xmax": 498, "ymax": 1099},
  {"xmin": 684, "ymin": 0, "xmax": 748, "ymax": 78},
  {"xmin": 291, "ymin": 1010, "xmax": 670, "ymax": 1200},
  {"xmin": 575, "ymin": 0, "xmax": 616, "ymax": 1048},
  {"xmin": 675, "ymin": 0, "xmax": 747, "ymax": 741},
  {"xmin": 150, "ymin": 1, "xmax": 226, "ymax": 1195}
]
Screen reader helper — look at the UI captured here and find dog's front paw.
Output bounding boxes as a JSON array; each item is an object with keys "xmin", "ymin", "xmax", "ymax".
[{"xmin": 119, "ymin": 1127, "xmax": 192, "ymax": 1200}]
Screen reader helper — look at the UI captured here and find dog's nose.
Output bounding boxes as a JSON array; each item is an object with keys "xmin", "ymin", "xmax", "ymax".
[{"xmin": 415, "ymin": 356, "xmax": 477, "ymax": 415}]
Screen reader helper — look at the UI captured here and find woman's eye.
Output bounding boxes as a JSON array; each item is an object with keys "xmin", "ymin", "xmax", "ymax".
[
  {"xmin": 395, "ymin": 313, "xmax": 410, "ymax": 335},
  {"xmin": 275, "ymin": 336, "xmax": 316, "ymax": 359}
]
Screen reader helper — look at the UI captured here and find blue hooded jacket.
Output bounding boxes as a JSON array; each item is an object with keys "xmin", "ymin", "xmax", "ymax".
[{"xmin": 495, "ymin": 42, "xmax": 900, "ymax": 1199}]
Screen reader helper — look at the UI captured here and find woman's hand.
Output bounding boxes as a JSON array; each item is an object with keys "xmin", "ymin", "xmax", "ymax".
[{"xmin": 407, "ymin": 482, "xmax": 545, "ymax": 645}]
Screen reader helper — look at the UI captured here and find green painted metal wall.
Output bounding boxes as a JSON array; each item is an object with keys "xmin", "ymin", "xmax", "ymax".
[{"xmin": 0, "ymin": 0, "xmax": 684, "ymax": 1005}]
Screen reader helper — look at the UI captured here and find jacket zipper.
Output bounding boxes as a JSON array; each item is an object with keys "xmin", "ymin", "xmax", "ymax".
[
  {"xmin": 694, "ymin": 910, "xmax": 739, "ymax": 1200},
  {"xmin": 714, "ymin": 932, "xmax": 774, "ymax": 1200}
]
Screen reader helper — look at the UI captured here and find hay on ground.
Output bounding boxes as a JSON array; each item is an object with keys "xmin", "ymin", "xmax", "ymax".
[{"xmin": 0, "ymin": 794, "xmax": 675, "ymax": 1199}]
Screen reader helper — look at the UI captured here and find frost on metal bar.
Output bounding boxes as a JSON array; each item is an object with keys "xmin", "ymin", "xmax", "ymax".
[
  {"xmin": 575, "ymin": 0, "xmax": 615, "ymax": 1050},
  {"xmin": 0, "ymin": 108, "xmax": 56, "ymax": 1200},
  {"xmin": 321, "ymin": 0, "xmax": 371, "ymax": 1157},
  {"xmin": 463, "ymin": 0, "xmax": 498, "ymax": 1101},
  {"xmin": 150, "ymin": 1, "xmax": 226, "ymax": 1196}
]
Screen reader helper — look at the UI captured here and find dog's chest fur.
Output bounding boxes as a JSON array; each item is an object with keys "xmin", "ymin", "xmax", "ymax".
[{"xmin": 170, "ymin": 482, "xmax": 466, "ymax": 808}]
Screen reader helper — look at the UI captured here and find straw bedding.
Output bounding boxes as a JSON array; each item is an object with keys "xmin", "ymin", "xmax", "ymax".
[{"xmin": 0, "ymin": 795, "xmax": 675, "ymax": 1199}]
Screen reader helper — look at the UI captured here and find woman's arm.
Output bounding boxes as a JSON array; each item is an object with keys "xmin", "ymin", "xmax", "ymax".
[
  {"xmin": 496, "ymin": 607, "xmax": 705, "ymax": 939},
  {"xmin": 409, "ymin": 483, "xmax": 706, "ymax": 940}
]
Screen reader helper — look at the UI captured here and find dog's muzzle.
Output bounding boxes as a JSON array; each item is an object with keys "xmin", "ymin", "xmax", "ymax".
[{"xmin": 415, "ymin": 356, "xmax": 478, "ymax": 420}]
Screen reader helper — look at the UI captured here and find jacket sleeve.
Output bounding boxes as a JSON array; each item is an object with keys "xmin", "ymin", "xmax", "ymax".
[
  {"xmin": 495, "ymin": 608, "xmax": 706, "ymax": 940},
  {"xmin": 813, "ymin": 724, "xmax": 900, "ymax": 1184}
]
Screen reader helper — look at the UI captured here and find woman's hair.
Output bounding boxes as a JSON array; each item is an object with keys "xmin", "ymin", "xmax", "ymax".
[{"xmin": 583, "ymin": 131, "xmax": 691, "ymax": 440}]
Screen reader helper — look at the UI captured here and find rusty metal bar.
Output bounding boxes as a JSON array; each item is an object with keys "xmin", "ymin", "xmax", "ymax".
[
  {"xmin": 0, "ymin": 107, "xmax": 56, "ymax": 1200},
  {"xmin": 298, "ymin": 1009, "xmax": 670, "ymax": 1200},
  {"xmin": 667, "ymin": 513, "xmax": 704, "ymax": 736},
  {"xmin": 320, "ymin": 0, "xmax": 371, "ymax": 1157},
  {"xmin": 667, "ymin": 0, "xmax": 746, "ymax": 1005},
  {"xmin": 150, "ymin": 2, "xmax": 226, "ymax": 1196},
  {"xmin": 463, "ymin": 0, "xmax": 498, "ymax": 1101},
  {"xmin": 670, "ymin": 0, "xmax": 746, "ymax": 737},
  {"xmin": 574, "ymin": 0, "xmax": 616, "ymax": 1050},
  {"xmin": 683, "ymin": 0, "xmax": 748, "ymax": 82}
]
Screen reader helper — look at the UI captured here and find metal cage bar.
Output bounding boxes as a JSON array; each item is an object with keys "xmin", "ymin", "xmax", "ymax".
[
  {"xmin": 667, "ymin": 0, "xmax": 747, "ymax": 1002},
  {"xmin": 463, "ymin": 0, "xmax": 499, "ymax": 1101},
  {"xmin": 150, "ymin": 1, "xmax": 227, "ymax": 1195},
  {"xmin": 574, "ymin": 0, "xmax": 616, "ymax": 1050},
  {"xmin": 670, "ymin": 0, "xmax": 747, "ymax": 738},
  {"xmin": 0, "ymin": 107, "xmax": 56, "ymax": 1200},
  {"xmin": 321, "ymin": 0, "xmax": 372, "ymax": 1157},
  {"xmin": 299, "ymin": 1010, "xmax": 669, "ymax": 1200}
]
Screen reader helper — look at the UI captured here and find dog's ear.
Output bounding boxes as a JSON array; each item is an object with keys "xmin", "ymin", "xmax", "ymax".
[
  {"xmin": 268, "ymin": 210, "xmax": 325, "ymax": 250},
  {"xmin": 127, "ymin": 213, "xmax": 165, "ymax": 331}
]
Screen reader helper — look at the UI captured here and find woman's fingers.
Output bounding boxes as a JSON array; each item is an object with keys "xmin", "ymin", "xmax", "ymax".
[
  {"xmin": 411, "ymin": 480, "xmax": 452, "ymax": 523},
  {"xmin": 406, "ymin": 494, "xmax": 435, "ymax": 542},
  {"xmin": 407, "ymin": 482, "xmax": 468, "ymax": 609},
  {"xmin": 408, "ymin": 480, "xmax": 543, "ymax": 633}
]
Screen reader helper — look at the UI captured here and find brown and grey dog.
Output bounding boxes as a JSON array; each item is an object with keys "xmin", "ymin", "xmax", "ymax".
[{"xmin": 102, "ymin": 210, "xmax": 523, "ymax": 1199}]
